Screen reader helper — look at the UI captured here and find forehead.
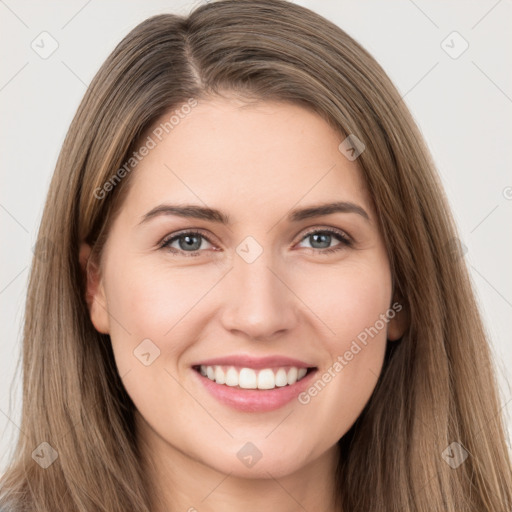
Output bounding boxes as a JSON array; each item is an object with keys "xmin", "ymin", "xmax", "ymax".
[{"xmin": 120, "ymin": 97, "xmax": 373, "ymax": 222}]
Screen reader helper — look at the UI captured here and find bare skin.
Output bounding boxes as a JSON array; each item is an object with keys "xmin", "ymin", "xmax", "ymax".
[{"xmin": 80, "ymin": 96, "xmax": 406, "ymax": 512}]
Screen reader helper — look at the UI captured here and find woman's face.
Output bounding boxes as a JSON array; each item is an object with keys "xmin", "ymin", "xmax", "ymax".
[{"xmin": 82, "ymin": 96, "xmax": 405, "ymax": 479}]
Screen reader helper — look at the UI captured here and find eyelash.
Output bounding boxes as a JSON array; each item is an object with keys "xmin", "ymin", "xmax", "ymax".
[{"xmin": 159, "ymin": 228, "xmax": 353, "ymax": 257}]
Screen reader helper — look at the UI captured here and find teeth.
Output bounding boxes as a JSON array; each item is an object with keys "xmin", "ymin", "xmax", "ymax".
[
  {"xmin": 257, "ymin": 369, "xmax": 275, "ymax": 389},
  {"xmin": 239, "ymin": 368, "xmax": 257, "ymax": 389},
  {"xmin": 198, "ymin": 365, "xmax": 310, "ymax": 389},
  {"xmin": 225, "ymin": 367, "xmax": 238, "ymax": 387},
  {"xmin": 214, "ymin": 366, "xmax": 226, "ymax": 384},
  {"xmin": 276, "ymin": 368, "xmax": 288, "ymax": 387},
  {"xmin": 286, "ymin": 367, "xmax": 298, "ymax": 385}
]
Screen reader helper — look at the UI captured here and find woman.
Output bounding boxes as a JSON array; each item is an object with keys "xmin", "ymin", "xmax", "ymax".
[{"xmin": 1, "ymin": 0, "xmax": 510, "ymax": 510}]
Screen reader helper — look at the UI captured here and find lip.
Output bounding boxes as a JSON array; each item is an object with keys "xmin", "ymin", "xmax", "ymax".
[
  {"xmin": 192, "ymin": 360, "xmax": 318, "ymax": 413},
  {"xmin": 192, "ymin": 354, "xmax": 314, "ymax": 370}
]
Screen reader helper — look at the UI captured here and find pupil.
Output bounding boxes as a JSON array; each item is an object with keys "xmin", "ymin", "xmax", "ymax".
[
  {"xmin": 180, "ymin": 235, "xmax": 201, "ymax": 251},
  {"xmin": 312, "ymin": 233, "xmax": 330, "ymax": 248}
]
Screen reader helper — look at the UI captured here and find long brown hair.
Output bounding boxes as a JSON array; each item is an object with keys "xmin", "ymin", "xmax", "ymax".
[{"xmin": 1, "ymin": 1, "xmax": 511, "ymax": 510}]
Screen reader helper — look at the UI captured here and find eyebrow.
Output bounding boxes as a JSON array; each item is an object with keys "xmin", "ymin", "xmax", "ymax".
[{"xmin": 139, "ymin": 201, "xmax": 370, "ymax": 226}]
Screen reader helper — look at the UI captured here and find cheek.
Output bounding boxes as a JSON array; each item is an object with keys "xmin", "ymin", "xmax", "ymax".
[
  {"xmin": 295, "ymin": 259, "xmax": 392, "ymax": 346},
  {"xmin": 102, "ymin": 260, "xmax": 213, "ymax": 427},
  {"xmin": 293, "ymin": 262, "xmax": 391, "ymax": 433},
  {"xmin": 103, "ymin": 257, "xmax": 222, "ymax": 369}
]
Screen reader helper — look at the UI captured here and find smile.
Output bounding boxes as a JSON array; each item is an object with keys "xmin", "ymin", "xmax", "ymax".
[
  {"xmin": 196, "ymin": 365, "xmax": 310, "ymax": 390},
  {"xmin": 191, "ymin": 355, "xmax": 318, "ymax": 412}
]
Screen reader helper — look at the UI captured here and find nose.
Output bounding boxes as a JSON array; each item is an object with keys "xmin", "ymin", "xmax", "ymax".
[{"xmin": 220, "ymin": 247, "xmax": 298, "ymax": 341}]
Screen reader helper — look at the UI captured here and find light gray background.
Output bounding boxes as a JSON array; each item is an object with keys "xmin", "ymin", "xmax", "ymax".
[{"xmin": 1, "ymin": 0, "xmax": 511, "ymax": 473}]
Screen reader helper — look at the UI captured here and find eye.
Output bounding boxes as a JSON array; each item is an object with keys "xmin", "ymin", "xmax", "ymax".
[
  {"xmin": 159, "ymin": 228, "xmax": 352, "ymax": 257},
  {"xmin": 296, "ymin": 228, "xmax": 352, "ymax": 254},
  {"xmin": 160, "ymin": 230, "xmax": 215, "ymax": 257}
]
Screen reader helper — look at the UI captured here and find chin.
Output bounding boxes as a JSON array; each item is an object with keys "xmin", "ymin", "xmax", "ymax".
[{"xmin": 200, "ymin": 443, "xmax": 313, "ymax": 480}]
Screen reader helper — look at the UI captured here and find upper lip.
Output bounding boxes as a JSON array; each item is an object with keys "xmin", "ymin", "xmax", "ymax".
[{"xmin": 192, "ymin": 355, "xmax": 316, "ymax": 370}]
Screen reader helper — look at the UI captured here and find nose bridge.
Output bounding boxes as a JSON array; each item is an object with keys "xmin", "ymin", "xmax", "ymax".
[{"xmin": 221, "ymin": 238, "xmax": 296, "ymax": 338}]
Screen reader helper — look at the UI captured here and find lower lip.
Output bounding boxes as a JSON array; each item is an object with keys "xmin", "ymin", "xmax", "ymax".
[{"xmin": 193, "ymin": 368, "xmax": 317, "ymax": 412}]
